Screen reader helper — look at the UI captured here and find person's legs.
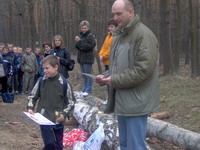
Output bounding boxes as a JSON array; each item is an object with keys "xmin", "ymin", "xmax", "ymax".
[
  {"xmin": 118, "ymin": 116, "xmax": 127, "ymax": 150},
  {"xmin": 14, "ymin": 74, "xmax": 18, "ymax": 92},
  {"xmin": 127, "ymin": 115, "xmax": 148, "ymax": 150},
  {"xmin": 18, "ymin": 73, "xmax": 23, "ymax": 93},
  {"xmin": 83, "ymin": 64, "xmax": 93, "ymax": 94},
  {"xmin": 40, "ymin": 125, "xmax": 56, "ymax": 150},
  {"xmin": 28, "ymin": 72, "xmax": 35, "ymax": 93},
  {"xmin": 1, "ymin": 76, "xmax": 8, "ymax": 93},
  {"xmin": 53, "ymin": 124, "xmax": 64, "ymax": 150},
  {"xmin": 80, "ymin": 64, "xmax": 86, "ymax": 92},
  {"xmin": 105, "ymin": 65, "xmax": 109, "ymax": 71},
  {"xmin": 118, "ymin": 115, "xmax": 148, "ymax": 150},
  {"xmin": 23, "ymin": 72, "xmax": 29, "ymax": 93}
]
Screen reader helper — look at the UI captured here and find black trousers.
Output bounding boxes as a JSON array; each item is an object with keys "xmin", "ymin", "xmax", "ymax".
[
  {"xmin": 0, "ymin": 76, "xmax": 8, "ymax": 93},
  {"xmin": 40, "ymin": 124, "xmax": 64, "ymax": 150}
]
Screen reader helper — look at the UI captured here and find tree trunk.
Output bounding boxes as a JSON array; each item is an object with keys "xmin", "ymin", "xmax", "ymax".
[
  {"xmin": 173, "ymin": 0, "xmax": 182, "ymax": 73},
  {"xmin": 27, "ymin": 0, "xmax": 38, "ymax": 48},
  {"xmin": 189, "ymin": 0, "xmax": 197, "ymax": 77},
  {"xmin": 160, "ymin": 0, "xmax": 174, "ymax": 75},
  {"xmin": 195, "ymin": 0, "xmax": 200, "ymax": 76}
]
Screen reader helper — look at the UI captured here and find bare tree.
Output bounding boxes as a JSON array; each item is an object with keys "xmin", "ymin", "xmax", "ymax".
[
  {"xmin": 189, "ymin": 0, "xmax": 197, "ymax": 77},
  {"xmin": 160, "ymin": 0, "xmax": 173, "ymax": 75}
]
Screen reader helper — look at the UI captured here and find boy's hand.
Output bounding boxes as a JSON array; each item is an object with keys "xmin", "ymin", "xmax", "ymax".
[
  {"xmin": 28, "ymin": 109, "xmax": 34, "ymax": 115},
  {"xmin": 55, "ymin": 114, "xmax": 65, "ymax": 123}
]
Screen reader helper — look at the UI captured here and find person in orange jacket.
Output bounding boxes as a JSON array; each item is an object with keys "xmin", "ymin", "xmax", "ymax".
[{"xmin": 99, "ymin": 19, "xmax": 118, "ymax": 71}]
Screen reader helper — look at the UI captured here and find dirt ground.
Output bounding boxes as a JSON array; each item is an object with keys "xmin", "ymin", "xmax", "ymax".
[{"xmin": 0, "ymin": 61, "xmax": 188, "ymax": 150}]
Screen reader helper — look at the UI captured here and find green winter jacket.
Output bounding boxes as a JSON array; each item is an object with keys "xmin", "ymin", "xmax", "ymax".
[
  {"xmin": 27, "ymin": 74, "xmax": 75, "ymax": 123},
  {"xmin": 104, "ymin": 15, "xmax": 160, "ymax": 116}
]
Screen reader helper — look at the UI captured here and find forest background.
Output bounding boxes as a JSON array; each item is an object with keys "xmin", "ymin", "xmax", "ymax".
[{"xmin": 0, "ymin": 0, "xmax": 199, "ymax": 77}]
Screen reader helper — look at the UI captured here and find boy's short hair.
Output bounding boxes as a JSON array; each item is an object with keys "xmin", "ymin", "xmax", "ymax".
[
  {"xmin": 0, "ymin": 43, "xmax": 5, "ymax": 47},
  {"xmin": 79, "ymin": 20, "xmax": 90, "ymax": 28},
  {"xmin": 42, "ymin": 55, "xmax": 60, "ymax": 68},
  {"xmin": 108, "ymin": 19, "xmax": 118, "ymax": 27}
]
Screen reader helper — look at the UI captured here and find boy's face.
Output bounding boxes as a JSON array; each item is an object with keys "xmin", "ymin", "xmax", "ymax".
[
  {"xmin": 42, "ymin": 63, "xmax": 58, "ymax": 78},
  {"xmin": 108, "ymin": 24, "xmax": 117, "ymax": 32},
  {"xmin": 13, "ymin": 47, "xmax": 18, "ymax": 53},
  {"xmin": 35, "ymin": 49, "xmax": 40, "ymax": 55},
  {"xmin": 8, "ymin": 45, "xmax": 14, "ymax": 51},
  {"xmin": 17, "ymin": 49, "xmax": 23, "ymax": 54},
  {"xmin": 2, "ymin": 48, "xmax": 9, "ymax": 55},
  {"xmin": 25, "ymin": 48, "xmax": 31, "ymax": 53},
  {"xmin": 0, "ymin": 45, "xmax": 4, "ymax": 51},
  {"xmin": 44, "ymin": 45, "xmax": 51, "ymax": 52}
]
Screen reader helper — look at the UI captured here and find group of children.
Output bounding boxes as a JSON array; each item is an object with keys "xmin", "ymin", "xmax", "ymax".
[{"xmin": 0, "ymin": 42, "xmax": 52, "ymax": 95}]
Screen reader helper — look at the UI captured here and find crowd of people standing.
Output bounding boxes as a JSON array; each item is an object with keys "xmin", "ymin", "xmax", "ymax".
[{"xmin": 0, "ymin": 35, "xmax": 74, "ymax": 96}]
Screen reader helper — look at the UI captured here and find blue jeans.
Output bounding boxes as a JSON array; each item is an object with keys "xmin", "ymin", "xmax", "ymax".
[
  {"xmin": 117, "ymin": 115, "xmax": 148, "ymax": 150},
  {"xmin": 80, "ymin": 64, "xmax": 93, "ymax": 94},
  {"xmin": 40, "ymin": 124, "xmax": 64, "ymax": 150}
]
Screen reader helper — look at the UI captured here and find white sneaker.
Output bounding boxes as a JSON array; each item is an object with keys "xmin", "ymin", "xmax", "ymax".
[
  {"xmin": 82, "ymin": 92, "xmax": 89, "ymax": 96},
  {"xmin": 103, "ymin": 100, "xmax": 108, "ymax": 104}
]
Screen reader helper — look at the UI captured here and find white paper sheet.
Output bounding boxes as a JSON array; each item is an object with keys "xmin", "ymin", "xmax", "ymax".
[{"xmin": 23, "ymin": 112, "xmax": 55, "ymax": 125}]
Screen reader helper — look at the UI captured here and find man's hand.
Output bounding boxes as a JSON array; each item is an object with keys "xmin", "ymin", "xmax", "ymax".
[
  {"xmin": 101, "ymin": 76, "xmax": 112, "ymax": 86},
  {"xmin": 96, "ymin": 75, "xmax": 112, "ymax": 86}
]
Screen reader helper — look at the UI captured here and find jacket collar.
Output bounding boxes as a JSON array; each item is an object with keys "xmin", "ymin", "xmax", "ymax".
[
  {"xmin": 113, "ymin": 14, "xmax": 140, "ymax": 36},
  {"xmin": 80, "ymin": 30, "xmax": 91, "ymax": 38}
]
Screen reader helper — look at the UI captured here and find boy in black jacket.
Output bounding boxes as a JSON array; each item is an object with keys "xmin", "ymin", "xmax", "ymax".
[{"xmin": 27, "ymin": 55, "xmax": 74, "ymax": 150}]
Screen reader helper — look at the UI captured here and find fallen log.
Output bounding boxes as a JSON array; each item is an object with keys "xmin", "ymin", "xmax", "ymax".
[
  {"xmin": 73, "ymin": 92, "xmax": 200, "ymax": 150},
  {"xmin": 73, "ymin": 92, "xmax": 120, "ymax": 150},
  {"xmin": 147, "ymin": 118, "xmax": 200, "ymax": 149}
]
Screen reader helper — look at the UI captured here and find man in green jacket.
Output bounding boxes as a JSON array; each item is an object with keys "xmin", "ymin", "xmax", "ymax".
[{"xmin": 96, "ymin": 0, "xmax": 160, "ymax": 149}]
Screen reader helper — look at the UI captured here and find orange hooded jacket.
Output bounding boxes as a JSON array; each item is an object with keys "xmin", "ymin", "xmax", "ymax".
[{"xmin": 99, "ymin": 32, "xmax": 113, "ymax": 65}]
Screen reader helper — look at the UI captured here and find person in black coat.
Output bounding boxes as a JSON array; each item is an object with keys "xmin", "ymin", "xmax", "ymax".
[
  {"xmin": 0, "ymin": 47, "xmax": 13, "ymax": 94},
  {"xmin": 75, "ymin": 20, "xmax": 96, "ymax": 96},
  {"xmin": 50, "ymin": 35, "xmax": 74, "ymax": 79}
]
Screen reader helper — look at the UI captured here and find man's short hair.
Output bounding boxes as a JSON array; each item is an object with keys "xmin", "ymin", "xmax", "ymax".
[
  {"xmin": 123, "ymin": 0, "xmax": 134, "ymax": 11},
  {"xmin": 42, "ymin": 55, "xmax": 60, "ymax": 68},
  {"xmin": 108, "ymin": 19, "xmax": 118, "ymax": 27}
]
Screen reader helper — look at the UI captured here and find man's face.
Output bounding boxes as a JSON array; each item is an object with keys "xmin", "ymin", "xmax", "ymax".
[
  {"xmin": 43, "ymin": 63, "xmax": 58, "ymax": 78},
  {"xmin": 80, "ymin": 25, "xmax": 89, "ymax": 33},
  {"xmin": 112, "ymin": 1, "xmax": 133, "ymax": 27},
  {"xmin": 55, "ymin": 39, "xmax": 62, "ymax": 47}
]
